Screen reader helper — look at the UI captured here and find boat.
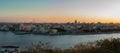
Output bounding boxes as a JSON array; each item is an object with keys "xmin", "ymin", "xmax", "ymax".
[{"xmin": 0, "ymin": 46, "xmax": 20, "ymax": 53}]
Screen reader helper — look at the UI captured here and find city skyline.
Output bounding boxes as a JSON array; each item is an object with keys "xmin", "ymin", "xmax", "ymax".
[{"xmin": 1, "ymin": 0, "xmax": 120, "ymax": 23}]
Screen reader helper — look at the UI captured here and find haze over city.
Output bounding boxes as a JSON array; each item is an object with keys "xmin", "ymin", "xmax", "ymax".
[{"xmin": 1, "ymin": 0, "xmax": 120, "ymax": 23}]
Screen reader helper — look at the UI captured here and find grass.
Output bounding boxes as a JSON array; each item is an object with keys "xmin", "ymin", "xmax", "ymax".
[{"xmin": 21, "ymin": 38, "xmax": 120, "ymax": 53}]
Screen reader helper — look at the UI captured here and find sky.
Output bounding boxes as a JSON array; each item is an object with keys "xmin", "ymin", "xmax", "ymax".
[{"xmin": 0, "ymin": 0, "xmax": 120, "ymax": 23}]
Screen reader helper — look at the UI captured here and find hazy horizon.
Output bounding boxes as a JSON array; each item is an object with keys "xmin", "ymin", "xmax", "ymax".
[{"xmin": 1, "ymin": 0, "xmax": 120, "ymax": 23}]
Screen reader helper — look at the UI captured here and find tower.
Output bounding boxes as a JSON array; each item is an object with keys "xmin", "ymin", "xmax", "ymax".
[{"xmin": 75, "ymin": 20, "xmax": 77, "ymax": 24}]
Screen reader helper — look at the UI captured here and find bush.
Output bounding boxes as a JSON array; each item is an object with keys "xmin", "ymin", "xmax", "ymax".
[{"xmin": 21, "ymin": 38, "xmax": 120, "ymax": 53}]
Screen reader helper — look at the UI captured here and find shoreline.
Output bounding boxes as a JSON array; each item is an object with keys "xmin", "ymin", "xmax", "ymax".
[{"xmin": 0, "ymin": 31, "xmax": 120, "ymax": 35}]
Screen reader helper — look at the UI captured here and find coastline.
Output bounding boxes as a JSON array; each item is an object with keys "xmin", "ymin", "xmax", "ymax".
[{"xmin": 1, "ymin": 31, "xmax": 120, "ymax": 35}]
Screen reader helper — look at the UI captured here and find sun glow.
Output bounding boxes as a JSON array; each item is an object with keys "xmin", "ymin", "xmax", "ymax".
[{"xmin": 28, "ymin": 16, "xmax": 120, "ymax": 23}]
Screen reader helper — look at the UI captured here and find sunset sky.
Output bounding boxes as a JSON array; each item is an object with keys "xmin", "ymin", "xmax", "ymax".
[{"xmin": 0, "ymin": 0, "xmax": 120, "ymax": 23}]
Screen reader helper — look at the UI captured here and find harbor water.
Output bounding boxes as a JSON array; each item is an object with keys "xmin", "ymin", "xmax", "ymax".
[{"xmin": 0, "ymin": 32, "xmax": 120, "ymax": 50}]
